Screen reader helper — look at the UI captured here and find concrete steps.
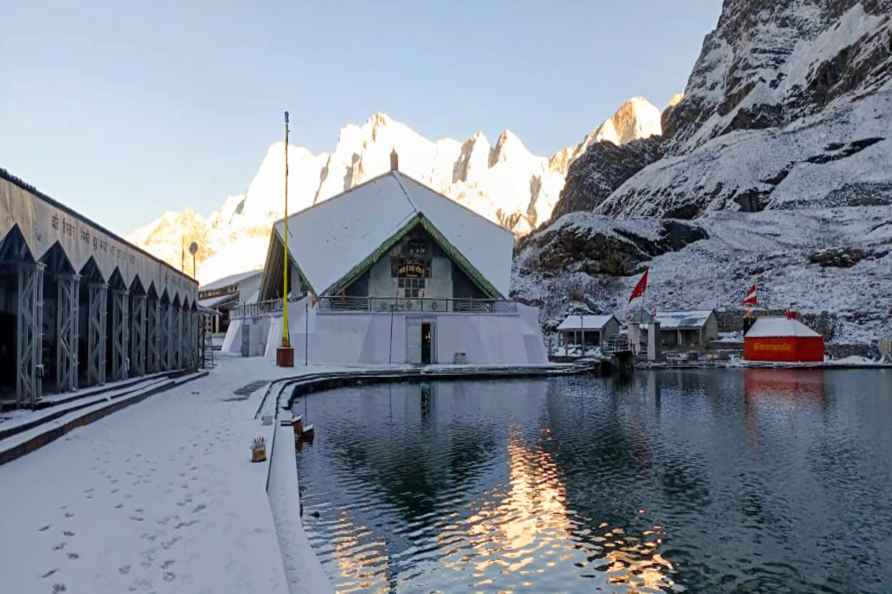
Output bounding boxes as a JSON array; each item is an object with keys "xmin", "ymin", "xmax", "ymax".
[{"xmin": 0, "ymin": 370, "xmax": 208, "ymax": 465}]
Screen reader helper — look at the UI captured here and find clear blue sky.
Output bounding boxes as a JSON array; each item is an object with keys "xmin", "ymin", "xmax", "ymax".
[{"xmin": 1, "ymin": 1, "xmax": 722, "ymax": 235}]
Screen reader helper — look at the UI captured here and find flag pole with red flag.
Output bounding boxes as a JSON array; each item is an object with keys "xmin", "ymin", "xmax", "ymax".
[
  {"xmin": 742, "ymin": 284, "xmax": 758, "ymax": 307},
  {"xmin": 628, "ymin": 268, "xmax": 649, "ymax": 303}
]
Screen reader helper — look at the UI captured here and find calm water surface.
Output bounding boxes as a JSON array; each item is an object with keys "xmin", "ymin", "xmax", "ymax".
[{"xmin": 294, "ymin": 369, "xmax": 892, "ymax": 593}]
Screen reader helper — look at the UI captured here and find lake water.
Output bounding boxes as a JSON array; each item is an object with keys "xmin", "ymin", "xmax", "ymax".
[{"xmin": 293, "ymin": 369, "xmax": 892, "ymax": 593}]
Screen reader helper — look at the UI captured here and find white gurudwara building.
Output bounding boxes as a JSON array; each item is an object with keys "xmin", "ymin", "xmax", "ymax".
[{"xmin": 222, "ymin": 166, "xmax": 547, "ymax": 365}]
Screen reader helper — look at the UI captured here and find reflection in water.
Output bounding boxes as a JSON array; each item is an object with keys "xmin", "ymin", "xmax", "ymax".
[{"xmin": 296, "ymin": 370, "xmax": 892, "ymax": 593}]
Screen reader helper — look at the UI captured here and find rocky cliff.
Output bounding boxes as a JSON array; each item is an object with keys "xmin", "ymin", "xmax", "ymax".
[
  {"xmin": 600, "ymin": 0, "xmax": 892, "ymax": 217},
  {"xmin": 515, "ymin": 0, "xmax": 892, "ymax": 344}
]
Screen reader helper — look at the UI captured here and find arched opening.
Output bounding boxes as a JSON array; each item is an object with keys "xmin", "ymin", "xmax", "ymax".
[
  {"xmin": 159, "ymin": 290, "xmax": 171, "ymax": 371},
  {"xmin": 171, "ymin": 294, "xmax": 182, "ymax": 369},
  {"xmin": 145, "ymin": 284, "xmax": 160, "ymax": 374},
  {"xmin": 106, "ymin": 269, "xmax": 129, "ymax": 382},
  {"xmin": 0, "ymin": 225, "xmax": 40, "ymax": 406},
  {"xmin": 78, "ymin": 257, "xmax": 107, "ymax": 388},
  {"xmin": 129, "ymin": 276, "xmax": 147, "ymax": 377},
  {"xmin": 39, "ymin": 242, "xmax": 78, "ymax": 394}
]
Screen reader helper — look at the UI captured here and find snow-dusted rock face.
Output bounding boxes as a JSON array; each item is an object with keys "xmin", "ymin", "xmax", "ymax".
[
  {"xmin": 516, "ymin": 0, "xmax": 892, "ymax": 343},
  {"xmin": 598, "ymin": 0, "xmax": 892, "ymax": 218},
  {"xmin": 548, "ymin": 137, "xmax": 663, "ymax": 222},
  {"xmin": 513, "ymin": 207, "xmax": 892, "ymax": 343},
  {"xmin": 130, "ymin": 100, "xmax": 662, "ymax": 283},
  {"xmin": 516, "ymin": 213, "xmax": 708, "ymax": 277}
]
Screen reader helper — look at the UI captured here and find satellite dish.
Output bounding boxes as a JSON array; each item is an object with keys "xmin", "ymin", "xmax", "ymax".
[{"xmin": 188, "ymin": 241, "xmax": 199, "ymax": 256}]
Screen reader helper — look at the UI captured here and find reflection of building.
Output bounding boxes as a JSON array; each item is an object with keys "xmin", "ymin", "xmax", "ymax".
[
  {"xmin": 556, "ymin": 314, "xmax": 619, "ymax": 350},
  {"xmin": 198, "ymin": 269, "xmax": 261, "ymax": 333},
  {"xmin": 0, "ymin": 169, "xmax": 199, "ymax": 407},
  {"xmin": 743, "ymin": 368, "xmax": 826, "ymax": 402},
  {"xmin": 227, "ymin": 166, "xmax": 547, "ymax": 365},
  {"xmin": 744, "ymin": 316, "xmax": 824, "ymax": 362}
]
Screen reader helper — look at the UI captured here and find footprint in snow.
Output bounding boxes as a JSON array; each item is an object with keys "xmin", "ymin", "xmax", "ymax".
[
  {"xmin": 38, "ymin": 525, "xmax": 51, "ymax": 532},
  {"xmin": 52, "ymin": 543, "xmax": 66, "ymax": 551},
  {"xmin": 66, "ymin": 553, "xmax": 79, "ymax": 560},
  {"xmin": 41, "ymin": 569, "xmax": 58, "ymax": 578},
  {"xmin": 163, "ymin": 571, "xmax": 176, "ymax": 582},
  {"xmin": 192, "ymin": 503, "xmax": 207, "ymax": 513},
  {"xmin": 161, "ymin": 560, "xmax": 175, "ymax": 569},
  {"xmin": 118, "ymin": 565, "xmax": 131, "ymax": 575},
  {"xmin": 51, "ymin": 583, "xmax": 67, "ymax": 593},
  {"xmin": 63, "ymin": 530, "xmax": 74, "ymax": 537},
  {"xmin": 64, "ymin": 512, "xmax": 74, "ymax": 518}
]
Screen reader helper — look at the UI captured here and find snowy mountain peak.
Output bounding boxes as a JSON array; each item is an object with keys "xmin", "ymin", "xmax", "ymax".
[
  {"xmin": 129, "ymin": 99, "xmax": 663, "ymax": 283},
  {"xmin": 489, "ymin": 130, "xmax": 534, "ymax": 166},
  {"xmin": 666, "ymin": 93, "xmax": 685, "ymax": 109},
  {"xmin": 594, "ymin": 97, "xmax": 662, "ymax": 145}
]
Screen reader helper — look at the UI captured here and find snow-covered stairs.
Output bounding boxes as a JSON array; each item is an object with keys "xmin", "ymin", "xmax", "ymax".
[{"xmin": 0, "ymin": 371, "xmax": 208, "ymax": 465}]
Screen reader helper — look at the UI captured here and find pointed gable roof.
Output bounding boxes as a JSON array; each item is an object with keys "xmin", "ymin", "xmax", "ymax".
[{"xmin": 271, "ymin": 171, "xmax": 514, "ymax": 298}]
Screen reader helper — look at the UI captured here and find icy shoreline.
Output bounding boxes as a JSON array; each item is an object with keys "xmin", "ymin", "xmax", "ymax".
[{"xmin": 0, "ymin": 355, "xmax": 588, "ymax": 594}]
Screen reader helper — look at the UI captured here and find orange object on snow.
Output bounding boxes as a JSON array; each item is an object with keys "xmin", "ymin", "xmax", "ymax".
[{"xmin": 744, "ymin": 317, "xmax": 824, "ymax": 362}]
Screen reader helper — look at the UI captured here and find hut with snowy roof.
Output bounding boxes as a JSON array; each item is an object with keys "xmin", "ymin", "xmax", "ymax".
[
  {"xmin": 744, "ymin": 316, "xmax": 824, "ymax": 363},
  {"xmin": 227, "ymin": 167, "xmax": 547, "ymax": 365},
  {"xmin": 557, "ymin": 314, "xmax": 619, "ymax": 350},
  {"xmin": 652, "ymin": 310, "xmax": 718, "ymax": 350}
]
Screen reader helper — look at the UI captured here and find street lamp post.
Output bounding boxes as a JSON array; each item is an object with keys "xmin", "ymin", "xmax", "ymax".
[{"xmin": 276, "ymin": 110, "xmax": 295, "ymax": 367}]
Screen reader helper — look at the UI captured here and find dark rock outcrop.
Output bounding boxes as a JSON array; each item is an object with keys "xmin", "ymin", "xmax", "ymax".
[
  {"xmin": 518, "ymin": 213, "xmax": 708, "ymax": 277},
  {"xmin": 547, "ymin": 137, "xmax": 663, "ymax": 222}
]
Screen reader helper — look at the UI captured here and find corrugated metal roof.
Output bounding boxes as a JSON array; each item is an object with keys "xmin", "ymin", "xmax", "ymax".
[
  {"xmin": 198, "ymin": 293, "xmax": 239, "ymax": 309},
  {"xmin": 557, "ymin": 315, "xmax": 616, "ymax": 331},
  {"xmin": 200, "ymin": 269, "xmax": 262, "ymax": 292},
  {"xmin": 654, "ymin": 310, "xmax": 714, "ymax": 330}
]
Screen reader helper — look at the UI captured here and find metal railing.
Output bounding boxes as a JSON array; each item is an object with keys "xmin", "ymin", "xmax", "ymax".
[
  {"xmin": 318, "ymin": 296, "xmax": 517, "ymax": 314},
  {"xmin": 231, "ymin": 295, "xmax": 519, "ymax": 318},
  {"xmin": 605, "ymin": 334, "xmax": 631, "ymax": 355},
  {"xmin": 232, "ymin": 297, "xmax": 301, "ymax": 320}
]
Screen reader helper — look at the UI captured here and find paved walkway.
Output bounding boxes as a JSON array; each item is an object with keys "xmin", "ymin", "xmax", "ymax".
[{"xmin": 0, "ymin": 357, "xmax": 326, "ymax": 594}]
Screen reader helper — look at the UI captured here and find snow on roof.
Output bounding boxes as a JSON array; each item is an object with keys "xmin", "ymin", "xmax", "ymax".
[
  {"xmin": 273, "ymin": 171, "xmax": 514, "ymax": 297},
  {"xmin": 198, "ymin": 293, "xmax": 239, "ymax": 309},
  {"xmin": 654, "ymin": 310, "xmax": 714, "ymax": 330},
  {"xmin": 557, "ymin": 314, "xmax": 616, "ymax": 331},
  {"xmin": 200, "ymin": 269, "xmax": 262, "ymax": 292},
  {"xmin": 746, "ymin": 317, "xmax": 822, "ymax": 338}
]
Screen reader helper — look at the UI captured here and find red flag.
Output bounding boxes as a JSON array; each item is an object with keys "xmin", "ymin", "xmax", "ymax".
[
  {"xmin": 742, "ymin": 284, "xmax": 758, "ymax": 306},
  {"xmin": 628, "ymin": 268, "xmax": 649, "ymax": 303}
]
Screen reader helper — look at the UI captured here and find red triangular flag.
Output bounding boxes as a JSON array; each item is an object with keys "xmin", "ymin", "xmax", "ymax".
[
  {"xmin": 742, "ymin": 284, "xmax": 758, "ymax": 306},
  {"xmin": 628, "ymin": 268, "xmax": 649, "ymax": 303}
]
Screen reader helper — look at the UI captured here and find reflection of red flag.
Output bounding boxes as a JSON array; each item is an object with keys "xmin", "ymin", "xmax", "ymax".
[
  {"xmin": 628, "ymin": 268, "xmax": 649, "ymax": 303},
  {"xmin": 743, "ymin": 284, "xmax": 758, "ymax": 306}
]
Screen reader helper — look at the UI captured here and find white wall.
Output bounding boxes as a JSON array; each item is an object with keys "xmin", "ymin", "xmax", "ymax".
[{"xmin": 252, "ymin": 304, "xmax": 548, "ymax": 366}]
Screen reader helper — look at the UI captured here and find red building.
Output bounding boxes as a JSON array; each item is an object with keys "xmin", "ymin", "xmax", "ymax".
[{"xmin": 744, "ymin": 316, "xmax": 825, "ymax": 363}]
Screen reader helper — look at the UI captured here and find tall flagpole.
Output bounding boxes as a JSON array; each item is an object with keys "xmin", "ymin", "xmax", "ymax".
[{"xmin": 282, "ymin": 111, "xmax": 291, "ymax": 349}]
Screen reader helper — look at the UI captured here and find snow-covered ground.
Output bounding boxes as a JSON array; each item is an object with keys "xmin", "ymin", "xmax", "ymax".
[
  {"xmin": 0, "ymin": 356, "xmax": 343, "ymax": 594},
  {"xmin": 0, "ymin": 355, "xmax": 584, "ymax": 593}
]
